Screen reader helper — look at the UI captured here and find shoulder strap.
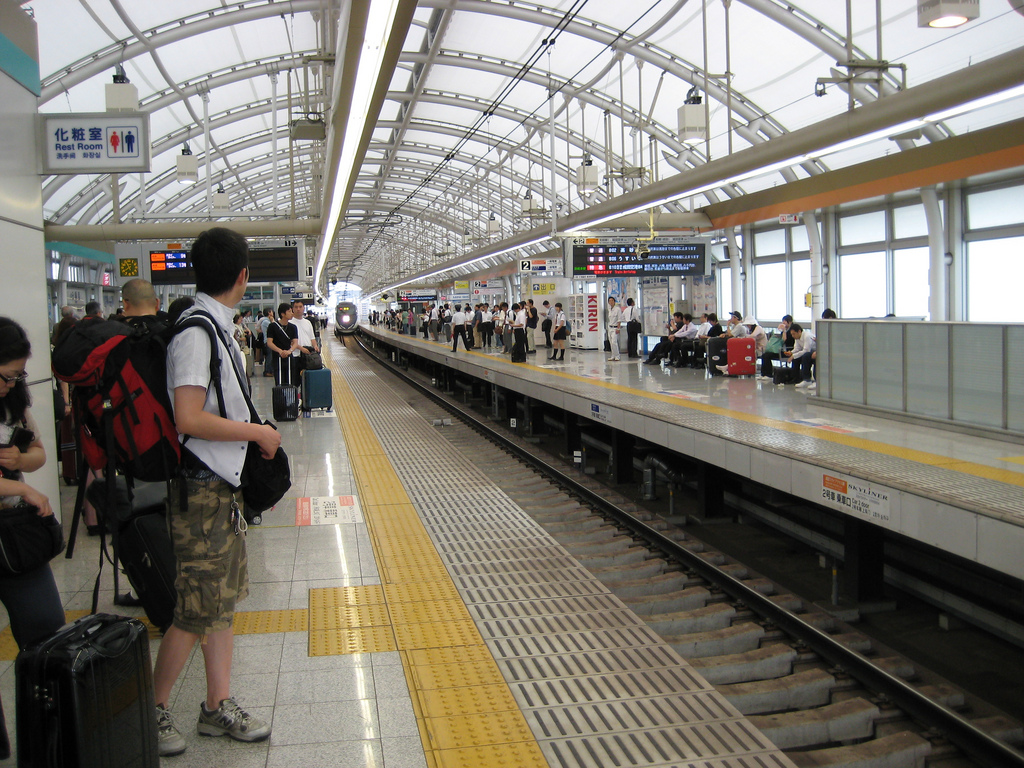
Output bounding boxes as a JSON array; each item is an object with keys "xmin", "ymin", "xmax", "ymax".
[{"xmin": 179, "ymin": 311, "xmax": 260, "ymax": 424}]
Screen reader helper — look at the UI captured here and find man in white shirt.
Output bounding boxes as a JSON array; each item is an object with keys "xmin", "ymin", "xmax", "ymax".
[
  {"xmin": 154, "ymin": 228, "xmax": 281, "ymax": 756},
  {"xmin": 668, "ymin": 313, "xmax": 700, "ymax": 367},
  {"xmin": 622, "ymin": 297, "xmax": 642, "ymax": 358},
  {"xmin": 451, "ymin": 304, "xmax": 469, "ymax": 352},
  {"xmin": 606, "ymin": 296, "xmax": 622, "ymax": 361},
  {"xmin": 542, "ymin": 300, "xmax": 555, "ymax": 348},
  {"xmin": 428, "ymin": 304, "xmax": 439, "ymax": 341},
  {"xmin": 290, "ymin": 299, "xmax": 319, "ymax": 375}
]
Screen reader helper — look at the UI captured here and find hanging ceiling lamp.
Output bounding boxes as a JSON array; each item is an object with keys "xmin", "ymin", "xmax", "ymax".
[{"xmin": 917, "ymin": 0, "xmax": 979, "ymax": 28}]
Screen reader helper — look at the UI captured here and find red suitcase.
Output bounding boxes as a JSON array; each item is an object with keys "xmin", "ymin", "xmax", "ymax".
[{"xmin": 727, "ymin": 337, "xmax": 756, "ymax": 376}]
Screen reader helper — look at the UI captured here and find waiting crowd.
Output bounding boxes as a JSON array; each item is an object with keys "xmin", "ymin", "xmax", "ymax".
[{"xmin": 375, "ymin": 299, "xmax": 835, "ymax": 389}]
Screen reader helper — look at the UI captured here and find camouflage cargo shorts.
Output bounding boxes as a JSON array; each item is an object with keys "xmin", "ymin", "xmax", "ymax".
[{"xmin": 168, "ymin": 477, "xmax": 248, "ymax": 635}]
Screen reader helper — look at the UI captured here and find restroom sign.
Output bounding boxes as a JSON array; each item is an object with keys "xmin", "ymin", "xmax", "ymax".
[{"xmin": 40, "ymin": 112, "xmax": 151, "ymax": 174}]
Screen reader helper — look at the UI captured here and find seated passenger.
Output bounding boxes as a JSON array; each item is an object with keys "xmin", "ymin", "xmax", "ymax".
[
  {"xmin": 642, "ymin": 313, "xmax": 684, "ymax": 365},
  {"xmin": 667, "ymin": 314, "xmax": 700, "ymax": 367},
  {"xmin": 723, "ymin": 310, "xmax": 748, "ymax": 338},
  {"xmin": 758, "ymin": 315, "xmax": 794, "ymax": 380},
  {"xmin": 774, "ymin": 323, "xmax": 816, "ymax": 385},
  {"xmin": 693, "ymin": 313, "xmax": 723, "ymax": 366}
]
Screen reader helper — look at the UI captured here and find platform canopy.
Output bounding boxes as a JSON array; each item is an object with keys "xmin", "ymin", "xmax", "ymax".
[{"xmin": 31, "ymin": 0, "xmax": 1024, "ymax": 295}]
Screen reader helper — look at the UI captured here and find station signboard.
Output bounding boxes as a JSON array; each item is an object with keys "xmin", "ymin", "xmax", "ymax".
[
  {"xmin": 40, "ymin": 112, "xmax": 151, "ymax": 174},
  {"xmin": 519, "ymin": 258, "xmax": 564, "ymax": 276}
]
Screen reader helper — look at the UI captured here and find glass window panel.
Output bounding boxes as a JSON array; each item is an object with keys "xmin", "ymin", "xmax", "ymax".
[
  {"xmin": 893, "ymin": 204, "xmax": 928, "ymax": 239},
  {"xmin": 865, "ymin": 323, "xmax": 904, "ymax": 410},
  {"xmin": 790, "ymin": 259, "xmax": 812, "ymax": 322},
  {"xmin": 840, "ymin": 210, "xmax": 886, "ymax": 245},
  {"xmin": 906, "ymin": 323, "xmax": 951, "ymax": 419},
  {"xmin": 790, "ymin": 224, "xmax": 810, "ymax": 253},
  {"xmin": 893, "ymin": 247, "xmax": 930, "ymax": 318},
  {"xmin": 830, "ymin": 322, "xmax": 865, "ymax": 404},
  {"xmin": 952, "ymin": 324, "xmax": 1004, "ymax": 428},
  {"xmin": 1008, "ymin": 326, "xmax": 1024, "ymax": 432},
  {"xmin": 754, "ymin": 262, "xmax": 786, "ymax": 323},
  {"xmin": 718, "ymin": 266, "xmax": 732, "ymax": 317},
  {"xmin": 840, "ymin": 252, "xmax": 887, "ymax": 318},
  {"xmin": 966, "ymin": 237, "xmax": 1024, "ymax": 322},
  {"xmin": 967, "ymin": 185, "xmax": 1024, "ymax": 230},
  {"xmin": 754, "ymin": 229, "xmax": 785, "ymax": 256}
]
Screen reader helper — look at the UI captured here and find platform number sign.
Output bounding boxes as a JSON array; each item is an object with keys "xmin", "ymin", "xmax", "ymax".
[
  {"xmin": 520, "ymin": 260, "xmax": 531, "ymax": 272},
  {"xmin": 119, "ymin": 258, "xmax": 139, "ymax": 278}
]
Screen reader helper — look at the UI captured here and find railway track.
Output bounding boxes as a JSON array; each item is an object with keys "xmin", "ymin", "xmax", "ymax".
[{"xmin": 353, "ymin": 335, "xmax": 1024, "ymax": 768}]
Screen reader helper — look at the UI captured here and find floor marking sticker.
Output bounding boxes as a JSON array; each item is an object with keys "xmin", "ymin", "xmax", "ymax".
[{"xmin": 296, "ymin": 495, "xmax": 363, "ymax": 525}]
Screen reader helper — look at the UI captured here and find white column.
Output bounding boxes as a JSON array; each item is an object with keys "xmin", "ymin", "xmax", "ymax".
[
  {"xmin": 804, "ymin": 211, "xmax": 824, "ymax": 321},
  {"xmin": 921, "ymin": 186, "xmax": 946, "ymax": 321}
]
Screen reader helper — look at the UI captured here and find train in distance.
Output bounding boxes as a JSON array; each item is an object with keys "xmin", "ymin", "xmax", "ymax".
[{"xmin": 335, "ymin": 301, "xmax": 359, "ymax": 336}]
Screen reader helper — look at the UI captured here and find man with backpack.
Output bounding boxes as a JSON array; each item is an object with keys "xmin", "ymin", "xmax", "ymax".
[{"xmin": 152, "ymin": 227, "xmax": 281, "ymax": 757}]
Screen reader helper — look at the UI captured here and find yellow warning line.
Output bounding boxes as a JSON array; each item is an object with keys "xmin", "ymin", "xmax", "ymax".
[
  {"xmin": 321, "ymin": 338, "xmax": 549, "ymax": 768},
  {"xmin": 372, "ymin": 329, "xmax": 1024, "ymax": 488}
]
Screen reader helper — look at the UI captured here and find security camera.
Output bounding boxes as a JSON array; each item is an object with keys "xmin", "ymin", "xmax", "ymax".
[{"xmin": 636, "ymin": 243, "xmax": 650, "ymax": 259}]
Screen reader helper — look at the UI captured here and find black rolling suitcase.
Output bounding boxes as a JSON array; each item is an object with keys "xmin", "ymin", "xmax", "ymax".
[
  {"xmin": 16, "ymin": 613, "xmax": 159, "ymax": 768},
  {"xmin": 273, "ymin": 359, "xmax": 299, "ymax": 422},
  {"xmin": 707, "ymin": 336, "xmax": 728, "ymax": 375}
]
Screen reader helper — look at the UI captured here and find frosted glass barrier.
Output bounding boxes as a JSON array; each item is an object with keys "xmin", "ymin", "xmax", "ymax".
[
  {"xmin": 754, "ymin": 229, "xmax": 786, "ymax": 256},
  {"xmin": 906, "ymin": 323, "xmax": 951, "ymax": 419},
  {"xmin": 791, "ymin": 224, "xmax": 810, "ymax": 253},
  {"xmin": 1009, "ymin": 326, "xmax": 1024, "ymax": 432},
  {"xmin": 840, "ymin": 210, "xmax": 885, "ymax": 245},
  {"xmin": 755, "ymin": 262, "xmax": 786, "ymax": 322},
  {"xmin": 967, "ymin": 184, "xmax": 1024, "ymax": 230},
  {"xmin": 865, "ymin": 323, "xmax": 904, "ymax": 410},
  {"xmin": 840, "ymin": 252, "xmax": 887, "ymax": 318},
  {"xmin": 830, "ymin": 322, "xmax": 865, "ymax": 404},
  {"xmin": 967, "ymin": 237, "xmax": 1024, "ymax": 322},
  {"xmin": 893, "ymin": 247, "xmax": 930, "ymax": 318},
  {"xmin": 791, "ymin": 260, "xmax": 812, "ymax": 322},
  {"xmin": 817, "ymin": 324, "xmax": 831, "ymax": 399},
  {"xmin": 952, "ymin": 324, "xmax": 1004, "ymax": 428},
  {"xmin": 719, "ymin": 266, "xmax": 732, "ymax": 317},
  {"xmin": 893, "ymin": 204, "xmax": 928, "ymax": 239}
]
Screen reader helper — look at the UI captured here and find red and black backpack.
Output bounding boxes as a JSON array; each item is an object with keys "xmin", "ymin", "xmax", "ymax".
[{"xmin": 52, "ymin": 315, "xmax": 219, "ymax": 483}]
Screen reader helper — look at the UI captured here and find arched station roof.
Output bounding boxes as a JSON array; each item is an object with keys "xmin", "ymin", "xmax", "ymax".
[{"xmin": 29, "ymin": 0, "xmax": 1024, "ymax": 295}]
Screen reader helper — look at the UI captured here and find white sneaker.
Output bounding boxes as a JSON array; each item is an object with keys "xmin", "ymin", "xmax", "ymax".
[
  {"xmin": 806, "ymin": 381, "xmax": 817, "ymax": 389},
  {"xmin": 757, "ymin": 375, "xmax": 772, "ymax": 381},
  {"xmin": 794, "ymin": 380, "xmax": 809, "ymax": 388},
  {"xmin": 716, "ymin": 364, "xmax": 729, "ymax": 374},
  {"xmin": 607, "ymin": 357, "xmax": 619, "ymax": 361}
]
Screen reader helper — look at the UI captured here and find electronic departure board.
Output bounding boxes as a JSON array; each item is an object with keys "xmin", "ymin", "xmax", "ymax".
[
  {"xmin": 148, "ymin": 250, "xmax": 195, "ymax": 285},
  {"xmin": 571, "ymin": 239, "xmax": 706, "ymax": 277},
  {"xmin": 248, "ymin": 246, "xmax": 298, "ymax": 282},
  {"xmin": 148, "ymin": 245, "xmax": 298, "ymax": 285}
]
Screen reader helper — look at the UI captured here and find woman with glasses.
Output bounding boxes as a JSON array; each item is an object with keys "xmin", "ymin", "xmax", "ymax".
[{"xmin": 0, "ymin": 317, "xmax": 66, "ymax": 650}]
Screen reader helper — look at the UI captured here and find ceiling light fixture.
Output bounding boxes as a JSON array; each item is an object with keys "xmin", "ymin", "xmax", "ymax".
[
  {"xmin": 917, "ymin": 0, "xmax": 979, "ymax": 28},
  {"xmin": 315, "ymin": 0, "xmax": 405, "ymax": 290},
  {"xmin": 176, "ymin": 144, "xmax": 198, "ymax": 185}
]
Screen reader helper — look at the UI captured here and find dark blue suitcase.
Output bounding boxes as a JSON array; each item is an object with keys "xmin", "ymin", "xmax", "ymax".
[{"xmin": 301, "ymin": 367, "xmax": 332, "ymax": 412}]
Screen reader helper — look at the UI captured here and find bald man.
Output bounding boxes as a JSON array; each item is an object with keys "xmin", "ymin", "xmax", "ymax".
[{"xmin": 122, "ymin": 278, "xmax": 161, "ymax": 318}]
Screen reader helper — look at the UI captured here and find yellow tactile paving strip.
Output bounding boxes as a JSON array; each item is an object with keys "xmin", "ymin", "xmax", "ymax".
[
  {"xmin": 377, "ymin": 329, "xmax": 1024, "ymax": 489},
  {"xmin": 320, "ymin": 339, "xmax": 549, "ymax": 768}
]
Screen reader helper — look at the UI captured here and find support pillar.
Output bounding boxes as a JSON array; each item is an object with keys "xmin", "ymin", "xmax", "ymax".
[
  {"xmin": 609, "ymin": 429, "xmax": 634, "ymax": 485},
  {"xmin": 696, "ymin": 464, "xmax": 727, "ymax": 520},
  {"xmin": 843, "ymin": 518, "xmax": 886, "ymax": 603}
]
